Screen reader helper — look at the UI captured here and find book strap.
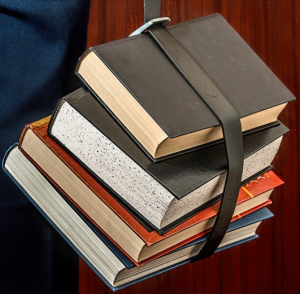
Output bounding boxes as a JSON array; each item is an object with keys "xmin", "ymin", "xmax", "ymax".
[
  {"xmin": 142, "ymin": 0, "xmax": 244, "ymax": 260},
  {"xmin": 144, "ymin": 0, "xmax": 161, "ymax": 22}
]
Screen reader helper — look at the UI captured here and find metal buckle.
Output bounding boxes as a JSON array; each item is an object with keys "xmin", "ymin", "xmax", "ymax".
[{"xmin": 129, "ymin": 17, "xmax": 171, "ymax": 37}]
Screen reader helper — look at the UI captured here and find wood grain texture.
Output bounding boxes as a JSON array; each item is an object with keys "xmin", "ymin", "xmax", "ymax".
[{"xmin": 80, "ymin": 1, "xmax": 300, "ymax": 293}]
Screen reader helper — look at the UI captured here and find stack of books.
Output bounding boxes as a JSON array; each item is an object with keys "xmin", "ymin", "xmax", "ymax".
[{"xmin": 2, "ymin": 14, "xmax": 295, "ymax": 291}]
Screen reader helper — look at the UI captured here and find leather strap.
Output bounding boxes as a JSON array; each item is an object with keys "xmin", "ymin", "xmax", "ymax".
[
  {"xmin": 143, "ymin": 1, "xmax": 244, "ymax": 260},
  {"xmin": 144, "ymin": 0, "xmax": 161, "ymax": 22}
]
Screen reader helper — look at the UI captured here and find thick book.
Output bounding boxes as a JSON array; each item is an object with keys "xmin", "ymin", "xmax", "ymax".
[
  {"xmin": 3, "ymin": 145, "xmax": 272, "ymax": 290},
  {"xmin": 75, "ymin": 13, "xmax": 295, "ymax": 161},
  {"xmin": 48, "ymin": 87, "xmax": 288, "ymax": 231},
  {"xmin": 21, "ymin": 116, "xmax": 283, "ymax": 264}
]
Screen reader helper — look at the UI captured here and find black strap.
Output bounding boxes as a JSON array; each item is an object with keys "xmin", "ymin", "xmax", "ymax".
[
  {"xmin": 143, "ymin": 1, "xmax": 244, "ymax": 260},
  {"xmin": 144, "ymin": 0, "xmax": 161, "ymax": 22}
]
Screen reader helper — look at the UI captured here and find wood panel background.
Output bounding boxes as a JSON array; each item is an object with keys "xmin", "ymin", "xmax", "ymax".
[{"xmin": 79, "ymin": 1, "xmax": 300, "ymax": 293}]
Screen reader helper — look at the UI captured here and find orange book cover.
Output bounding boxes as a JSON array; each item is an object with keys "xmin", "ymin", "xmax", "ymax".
[{"xmin": 19, "ymin": 117, "xmax": 284, "ymax": 265}]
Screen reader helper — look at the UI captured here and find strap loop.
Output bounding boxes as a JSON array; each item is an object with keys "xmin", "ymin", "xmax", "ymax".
[{"xmin": 129, "ymin": 17, "xmax": 170, "ymax": 37}]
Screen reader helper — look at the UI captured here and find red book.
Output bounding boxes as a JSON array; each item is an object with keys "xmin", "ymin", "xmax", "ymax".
[{"xmin": 19, "ymin": 117, "xmax": 283, "ymax": 265}]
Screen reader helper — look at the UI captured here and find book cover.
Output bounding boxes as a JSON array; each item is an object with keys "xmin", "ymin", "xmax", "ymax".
[
  {"xmin": 48, "ymin": 87, "xmax": 287, "ymax": 231},
  {"xmin": 76, "ymin": 13, "xmax": 295, "ymax": 160}
]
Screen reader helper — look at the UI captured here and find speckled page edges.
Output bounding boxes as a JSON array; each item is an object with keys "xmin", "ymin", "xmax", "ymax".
[{"xmin": 50, "ymin": 101, "xmax": 282, "ymax": 229}]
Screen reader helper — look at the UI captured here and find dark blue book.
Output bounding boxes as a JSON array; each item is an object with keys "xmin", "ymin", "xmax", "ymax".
[{"xmin": 3, "ymin": 145, "xmax": 273, "ymax": 291}]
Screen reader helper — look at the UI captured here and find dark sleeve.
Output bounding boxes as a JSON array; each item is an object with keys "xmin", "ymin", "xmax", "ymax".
[{"xmin": 0, "ymin": 1, "xmax": 91, "ymax": 293}]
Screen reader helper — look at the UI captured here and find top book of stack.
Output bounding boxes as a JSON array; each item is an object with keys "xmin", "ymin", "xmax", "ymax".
[{"xmin": 76, "ymin": 13, "xmax": 295, "ymax": 161}]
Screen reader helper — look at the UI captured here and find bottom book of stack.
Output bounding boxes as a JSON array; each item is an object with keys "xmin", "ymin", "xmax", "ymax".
[{"xmin": 3, "ymin": 145, "xmax": 274, "ymax": 291}]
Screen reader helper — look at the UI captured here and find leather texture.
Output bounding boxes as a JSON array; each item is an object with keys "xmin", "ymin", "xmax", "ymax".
[
  {"xmin": 90, "ymin": 14, "xmax": 294, "ymax": 139},
  {"xmin": 148, "ymin": 22, "xmax": 244, "ymax": 258},
  {"xmin": 145, "ymin": 0, "xmax": 240, "ymax": 259},
  {"xmin": 144, "ymin": 0, "xmax": 161, "ymax": 22}
]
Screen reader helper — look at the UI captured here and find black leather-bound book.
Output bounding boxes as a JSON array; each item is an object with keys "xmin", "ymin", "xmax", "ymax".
[
  {"xmin": 75, "ymin": 13, "xmax": 295, "ymax": 161},
  {"xmin": 48, "ymin": 87, "xmax": 288, "ymax": 232}
]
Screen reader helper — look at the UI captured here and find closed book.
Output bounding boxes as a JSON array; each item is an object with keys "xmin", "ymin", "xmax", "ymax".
[
  {"xmin": 48, "ymin": 87, "xmax": 287, "ymax": 231},
  {"xmin": 75, "ymin": 13, "xmax": 295, "ymax": 161},
  {"xmin": 21, "ymin": 116, "xmax": 283, "ymax": 264},
  {"xmin": 3, "ymin": 145, "xmax": 272, "ymax": 290}
]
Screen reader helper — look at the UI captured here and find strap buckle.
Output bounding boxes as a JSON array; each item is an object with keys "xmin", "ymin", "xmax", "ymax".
[{"xmin": 129, "ymin": 17, "xmax": 171, "ymax": 37}]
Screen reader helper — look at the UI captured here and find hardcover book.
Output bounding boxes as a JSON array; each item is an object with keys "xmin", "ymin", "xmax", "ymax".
[
  {"xmin": 48, "ymin": 87, "xmax": 288, "ymax": 231},
  {"xmin": 3, "ymin": 145, "xmax": 273, "ymax": 290},
  {"xmin": 21, "ymin": 116, "xmax": 284, "ymax": 263},
  {"xmin": 75, "ymin": 13, "xmax": 295, "ymax": 161}
]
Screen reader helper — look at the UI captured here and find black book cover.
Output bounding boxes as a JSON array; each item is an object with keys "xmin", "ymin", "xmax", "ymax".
[{"xmin": 78, "ymin": 13, "xmax": 294, "ymax": 141}]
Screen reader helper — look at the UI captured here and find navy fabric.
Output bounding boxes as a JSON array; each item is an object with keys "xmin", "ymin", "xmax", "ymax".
[{"xmin": 0, "ymin": 1, "xmax": 91, "ymax": 293}]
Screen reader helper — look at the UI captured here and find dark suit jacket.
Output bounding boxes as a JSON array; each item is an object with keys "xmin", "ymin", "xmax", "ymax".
[{"xmin": 0, "ymin": 1, "xmax": 90, "ymax": 293}]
